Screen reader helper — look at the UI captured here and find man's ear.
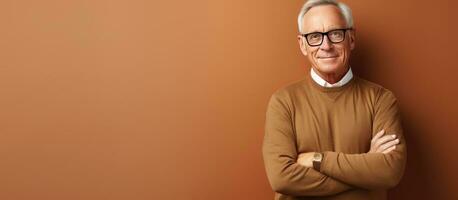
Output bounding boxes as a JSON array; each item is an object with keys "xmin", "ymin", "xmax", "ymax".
[
  {"xmin": 349, "ymin": 29, "xmax": 356, "ymax": 50},
  {"xmin": 298, "ymin": 35, "xmax": 308, "ymax": 56}
]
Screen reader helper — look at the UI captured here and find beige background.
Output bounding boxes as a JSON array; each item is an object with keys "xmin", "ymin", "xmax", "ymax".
[{"xmin": 1, "ymin": 0, "xmax": 457, "ymax": 199}]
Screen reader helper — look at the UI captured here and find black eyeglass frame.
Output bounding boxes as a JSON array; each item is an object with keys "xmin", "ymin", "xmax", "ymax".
[{"xmin": 300, "ymin": 28, "xmax": 353, "ymax": 47}]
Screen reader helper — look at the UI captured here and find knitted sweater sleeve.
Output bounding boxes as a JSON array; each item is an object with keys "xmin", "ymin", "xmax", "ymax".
[
  {"xmin": 319, "ymin": 89, "xmax": 407, "ymax": 190},
  {"xmin": 262, "ymin": 91, "xmax": 354, "ymax": 196}
]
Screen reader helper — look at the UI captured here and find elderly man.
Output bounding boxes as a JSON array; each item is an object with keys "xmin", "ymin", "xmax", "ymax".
[{"xmin": 262, "ymin": 0, "xmax": 407, "ymax": 199}]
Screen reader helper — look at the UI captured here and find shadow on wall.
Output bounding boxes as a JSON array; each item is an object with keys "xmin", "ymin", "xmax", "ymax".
[{"xmin": 350, "ymin": 36, "xmax": 441, "ymax": 199}]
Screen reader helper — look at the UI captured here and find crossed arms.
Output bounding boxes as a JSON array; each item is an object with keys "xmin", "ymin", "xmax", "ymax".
[{"xmin": 262, "ymin": 90, "xmax": 407, "ymax": 196}]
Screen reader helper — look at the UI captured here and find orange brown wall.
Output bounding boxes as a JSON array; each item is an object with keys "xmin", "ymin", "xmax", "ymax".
[{"xmin": 1, "ymin": 0, "xmax": 457, "ymax": 199}]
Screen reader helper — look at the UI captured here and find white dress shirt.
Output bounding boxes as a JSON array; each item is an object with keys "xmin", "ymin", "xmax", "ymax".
[{"xmin": 310, "ymin": 67, "xmax": 353, "ymax": 88}]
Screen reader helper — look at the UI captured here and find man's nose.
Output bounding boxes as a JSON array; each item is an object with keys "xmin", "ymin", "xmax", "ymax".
[{"xmin": 320, "ymin": 35, "xmax": 333, "ymax": 50}]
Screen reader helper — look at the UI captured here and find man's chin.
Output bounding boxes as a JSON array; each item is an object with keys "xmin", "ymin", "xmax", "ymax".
[{"xmin": 314, "ymin": 64, "xmax": 343, "ymax": 74}]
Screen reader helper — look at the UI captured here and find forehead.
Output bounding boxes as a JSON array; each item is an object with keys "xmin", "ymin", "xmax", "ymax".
[{"xmin": 302, "ymin": 4, "xmax": 347, "ymax": 33}]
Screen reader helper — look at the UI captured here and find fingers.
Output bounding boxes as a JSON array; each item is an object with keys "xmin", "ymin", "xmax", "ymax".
[
  {"xmin": 382, "ymin": 145, "xmax": 396, "ymax": 154},
  {"xmin": 371, "ymin": 129, "xmax": 385, "ymax": 142},
  {"xmin": 369, "ymin": 129, "xmax": 400, "ymax": 154},
  {"xmin": 374, "ymin": 134, "xmax": 397, "ymax": 147},
  {"xmin": 377, "ymin": 138, "xmax": 400, "ymax": 152}
]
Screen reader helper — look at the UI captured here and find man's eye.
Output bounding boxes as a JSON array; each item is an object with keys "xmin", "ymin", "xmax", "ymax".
[
  {"xmin": 330, "ymin": 32, "xmax": 343, "ymax": 37},
  {"xmin": 309, "ymin": 34, "xmax": 321, "ymax": 39}
]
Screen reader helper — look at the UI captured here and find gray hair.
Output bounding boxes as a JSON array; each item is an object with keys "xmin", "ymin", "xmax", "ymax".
[{"xmin": 297, "ymin": 0, "xmax": 354, "ymax": 33}]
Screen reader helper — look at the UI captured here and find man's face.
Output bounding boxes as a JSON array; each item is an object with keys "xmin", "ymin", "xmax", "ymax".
[{"xmin": 298, "ymin": 5, "xmax": 355, "ymax": 76}]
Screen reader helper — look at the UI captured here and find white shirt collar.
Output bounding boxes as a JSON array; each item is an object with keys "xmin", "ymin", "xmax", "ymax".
[{"xmin": 310, "ymin": 67, "xmax": 353, "ymax": 88}]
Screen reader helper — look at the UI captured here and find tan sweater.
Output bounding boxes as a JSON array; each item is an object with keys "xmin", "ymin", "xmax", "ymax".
[{"xmin": 262, "ymin": 74, "xmax": 407, "ymax": 200}]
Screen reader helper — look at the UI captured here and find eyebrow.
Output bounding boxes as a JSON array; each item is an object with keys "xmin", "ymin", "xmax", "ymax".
[{"xmin": 306, "ymin": 27, "xmax": 347, "ymax": 33}]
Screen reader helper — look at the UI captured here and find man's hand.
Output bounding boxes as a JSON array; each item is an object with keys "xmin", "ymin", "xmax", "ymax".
[
  {"xmin": 297, "ymin": 152, "xmax": 315, "ymax": 168},
  {"xmin": 368, "ymin": 129, "xmax": 399, "ymax": 154}
]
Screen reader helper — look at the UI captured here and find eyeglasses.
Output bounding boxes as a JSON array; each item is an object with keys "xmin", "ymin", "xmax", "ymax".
[{"xmin": 301, "ymin": 28, "xmax": 352, "ymax": 47}]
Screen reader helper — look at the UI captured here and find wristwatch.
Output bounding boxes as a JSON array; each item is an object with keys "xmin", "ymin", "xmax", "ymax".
[{"xmin": 312, "ymin": 152, "xmax": 323, "ymax": 171}]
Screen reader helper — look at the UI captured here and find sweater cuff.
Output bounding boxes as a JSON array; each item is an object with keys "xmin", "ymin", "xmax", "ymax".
[{"xmin": 321, "ymin": 151, "xmax": 338, "ymax": 174}]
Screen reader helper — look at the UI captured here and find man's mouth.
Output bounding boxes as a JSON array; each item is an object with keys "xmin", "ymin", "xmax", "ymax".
[
  {"xmin": 318, "ymin": 56, "xmax": 337, "ymax": 59},
  {"xmin": 318, "ymin": 56, "xmax": 338, "ymax": 59}
]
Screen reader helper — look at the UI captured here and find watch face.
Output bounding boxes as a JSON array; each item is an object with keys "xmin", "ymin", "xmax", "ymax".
[{"xmin": 314, "ymin": 153, "xmax": 322, "ymax": 161}]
